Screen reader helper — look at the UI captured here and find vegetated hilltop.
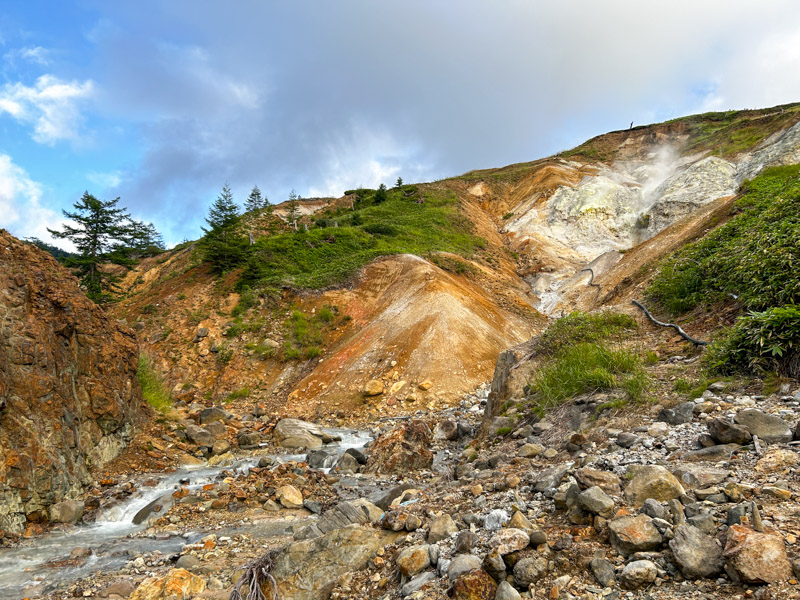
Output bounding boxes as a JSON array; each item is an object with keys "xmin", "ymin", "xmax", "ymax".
[
  {"xmin": 112, "ymin": 103, "xmax": 800, "ymax": 426},
  {"xmin": 0, "ymin": 230, "xmax": 147, "ymax": 534}
]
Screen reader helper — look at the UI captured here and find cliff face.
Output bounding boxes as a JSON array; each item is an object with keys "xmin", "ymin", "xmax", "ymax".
[{"xmin": 0, "ymin": 231, "xmax": 146, "ymax": 532}]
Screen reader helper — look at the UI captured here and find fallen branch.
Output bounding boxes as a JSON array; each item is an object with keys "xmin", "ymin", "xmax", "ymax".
[
  {"xmin": 580, "ymin": 267, "xmax": 602, "ymax": 303},
  {"xmin": 230, "ymin": 550, "xmax": 281, "ymax": 600},
  {"xmin": 631, "ymin": 300, "xmax": 708, "ymax": 346}
]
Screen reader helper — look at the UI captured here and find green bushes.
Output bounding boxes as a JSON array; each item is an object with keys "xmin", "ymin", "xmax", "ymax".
[
  {"xmin": 537, "ymin": 311, "xmax": 637, "ymax": 355},
  {"xmin": 706, "ymin": 305, "xmax": 800, "ymax": 377},
  {"xmin": 527, "ymin": 343, "xmax": 646, "ymax": 415},
  {"xmin": 137, "ymin": 354, "xmax": 172, "ymax": 413}
]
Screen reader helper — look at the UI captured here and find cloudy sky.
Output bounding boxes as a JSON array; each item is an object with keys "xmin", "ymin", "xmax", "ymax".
[{"xmin": 2, "ymin": 1, "xmax": 800, "ymax": 248}]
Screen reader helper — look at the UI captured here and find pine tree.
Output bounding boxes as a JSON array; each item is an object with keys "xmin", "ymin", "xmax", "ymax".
[
  {"xmin": 121, "ymin": 221, "xmax": 165, "ymax": 255},
  {"xmin": 374, "ymin": 183, "xmax": 388, "ymax": 204},
  {"xmin": 47, "ymin": 192, "xmax": 136, "ymax": 303},
  {"xmin": 395, "ymin": 177, "xmax": 403, "ymax": 188},
  {"xmin": 201, "ymin": 183, "xmax": 247, "ymax": 273},
  {"xmin": 245, "ymin": 185, "xmax": 265, "ymax": 212},
  {"xmin": 286, "ymin": 189, "xmax": 300, "ymax": 231}
]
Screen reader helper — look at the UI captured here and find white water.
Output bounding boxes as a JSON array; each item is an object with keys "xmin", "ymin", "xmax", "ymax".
[{"xmin": 0, "ymin": 427, "xmax": 371, "ymax": 600}]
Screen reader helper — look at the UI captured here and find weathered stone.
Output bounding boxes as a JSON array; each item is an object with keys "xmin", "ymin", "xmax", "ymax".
[
  {"xmin": 734, "ymin": 409, "xmax": 792, "ymax": 444},
  {"xmin": 448, "ymin": 554, "xmax": 483, "ymax": 582},
  {"xmin": 428, "ymin": 513, "xmax": 458, "ymax": 542},
  {"xmin": 273, "ymin": 418, "xmax": 323, "ymax": 449},
  {"xmin": 483, "ymin": 509, "xmax": 509, "ymax": 531},
  {"xmin": 130, "ymin": 568, "xmax": 206, "ymax": 600},
  {"xmin": 175, "ymin": 554, "xmax": 201, "ymax": 570},
  {"xmin": 669, "ymin": 524, "xmax": 723, "ymax": 579},
  {"xmin": 199, "ymin": 406, "xmax": 227, "ymax": 424},
  {"xmin": 276, "ymin": 485, "xmax": 304, "ymax": 509},
  {"xmin": 495, "ymin": 580, "xmax": 522, "ymax": 600},
  {"xmin": 482, "ymin": 549, "xmax": 506, "ymax": 581},
  {"xmin": 670, "ymin": 465, "xmax": 728, "ymax": 489},
  {"xmin": 435, "ymin": 419, "xmax": 460, "ymax": 441},
  {"xmin": 49, "ymin": 500, "xmax": 85, "ymax": 524},
  {"xmin": 723, "ymin": 524, "xmax": 793, "ymax": 583},
  {"xmin": 624, "ymin": 465, "xmax": 685, "ymax": 507},
  {"xmin": 608, "ymin": 514, "xmax": 663, "ymax": 555},
  {"xmin": 518, "ymin": 442, "xmax": 545, "ymax": 458},
  {"xmin": 619, "ymin": 560, "xmax": 657, "ymax": 589},
  {"xmin": 397, "ymin": 545, "xmax": 430, "ymax": 577},
  {"xmin": 488, "ymin": 528, "xmax": 530, "ymax": 555},
  {"xmin": 363, "ymin": 379, "xmax": 384, "ymax": 396},
  {"xmin": 184, "ymin": 424, "xmax": 214, "ymax": 447},
  {"xmin": 365, "ymin": 420, "xmax": 433, "ymax": 475},
  {"xmin": 455, "ymin": 530, "xmax": 477, "ymax": 553},
  {"xmin": 332, "ymin": 452, "xmax": 360, "ymax": 474},
  {"xmin": 616, "ymin": 432, "xmax": 639, "ymax": 448},
  {"xmin": 707, "ymin": 418, "xmax": 751, "ymax": 445},
  {"xmin": 268, "ymin": 525, "xmax": 401, "ymax": 600},
  {"xmin": 211, "ymin": 440, "xmax": 231, "ymax": 456},
  {"xmin": 448, "ymin": 569, "xmax": 496, "ymax": 600},
  {"xmin": 590, "ymin": 558, "xmax": 616, "ymax": 586},
  {"xmin": 658, "ymin": 402, "xmax": 695, "ymax": 425},
  {"xmin": 513, "ymin": 555, "xmax": 547, "ymax": 587},
  {"xmin": 681, "ymin": 444, "xmax": 742, "ymax": 462},
  {"xmin": 237, "ymin": 431, "xmax": 261, "ymax": 448},
  {"xmin": 99, "ymin": 580, "xmax": 135, "ymax": 598},
  {"xmin": 577, "ymin": 486, "xmax": 615, "ymax": 517},
  {"xmin": 507, "ymin": 511, "xmax": 533, "ymax": 533},
  {"xmin": 401, "ymin": 572, "xmax": 436, "ymax": 596},
  {"xmin": 755, "ymin": 447, "xmax": 799, "ymax": 473},
  {"xmin": 575, "ymin": 467, "xmax": 622, "ymax": 495}
]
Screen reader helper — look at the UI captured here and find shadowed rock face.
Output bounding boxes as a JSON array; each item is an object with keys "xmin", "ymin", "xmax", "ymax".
[{"xmin": 0, "ymin": 231, "xmax": 146, "ymax": 532}]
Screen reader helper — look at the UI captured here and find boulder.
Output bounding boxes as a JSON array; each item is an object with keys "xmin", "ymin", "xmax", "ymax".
[
  {"xmin": 608, "ymin": 514, "xmax": 662, "ymax": 555},
  {"xmin": 513, "ymin": 555, "xmax": 547, "ymax": 587},
  {"xmin": 619, "ymin": 560, "xmax": 657, "ymax": 589},
  {"xmin": 518, "ymin": 443, "xmax": 544, "ymax": 458},
  {"xmin": 575, "ymin": 467, "xmax": 622, "ymax": 495},
  {"xmin": 657, "ymin": 402, "xmax": 695, "ymax": 425},
  {"xmin": 237, "ymin": 432, "xmax": 261, "ymax": 448},
  {"xmin": 428, "ymin": 513, "xmax": 458, "ymax": 543},
  {"xmin": 435, "ymin": 419, "xmax": 460, "ymax": 441},
  {"xmin": 397, "ymin": 545, "xmax": 430, "ymax": 577},
  {"xmin": 273, "ymin": 418, "xmax": 323, "ymax": 449},
  {"xmin": 495, "ymin": 580, "xmax": 522, "ymax": 600},
  {"xmin": 184, "ymin": 424, "xmax": 214, "ymax": 447},
  {"xmin": 199, "ymin": 406, "xmax": 227, "ymax": 424},
  {"xmin": 707, "ymin": 418, "xmax": 751, "ymax": 445},
  {"xmin": 365, "ymin": 420, "xmax": 433, "ymax": 475},
  {"xmin": 590, "ymin": 558, "xmax": 616, "ymax": 586},
  {"xmin": 723, "ymin": 524, "xmax": 793, "ymax": 583},
  {"xmin": 734, "ymin": 409, "xmax": 793, "ymax": 444},
  {"xmin": 276, "ymin": 485, "xmax": 304, "ymax": 509},
  {"xmin": 669, "ymin": 524, "xmax": 723, "ymax": 579},
  {"xmin": 269, "ymin": 525, "xmax": 401, "ymax": 600},
  {"xmin": 448, "ymin": 554, "xmax": 483, "ymax": 581},
  {"xmin": 363, "ymin": 379, "xmax": 384, "ymax": 396},
  {"xmin": 624, "ymin": 465, "xmax": 685, "ymax": 507},
  {"xmin": 49, "ymin": 500, "xmax": 85, "ymax": 524},
  {"xmin": 332, "ymin": 452, "xmax": 360, "ymax": 474},
  {"xmin": 577, "ymin": 486, "xmax": 615, "ymax": 517},
  {"xmin": 488, "ymin": 528, "xmax": 530, "ymax": 555},
  {"xmin": 448, "ymin": 569, "xmax": 496, "ymax": 600},
  {"xmin": 130, "ymin": 568, "xmax": 206, "ymax": 600}
]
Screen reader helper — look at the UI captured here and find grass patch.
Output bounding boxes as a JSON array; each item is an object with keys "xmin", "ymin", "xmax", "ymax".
[
  {"xmin": 226, "ymin": 387, "xmax": 250, "ymax": 402},
  {"xmin": 428, "ymin": 254, "xmax": 478, "ymax": 276},
  {"xmin": 527, "ymin": 342, "xmax": 646, "ymax": 416},
  {"xmin": 538, "ymin": 311, "xmax": 637, "ymax": 354},
  {"xmin": 239, "ymin": 187, "xmax": 485, "ymax": 290},
  {"xmin": 137, "ymin": 354, "xmax": 172, "ymax": 413}
]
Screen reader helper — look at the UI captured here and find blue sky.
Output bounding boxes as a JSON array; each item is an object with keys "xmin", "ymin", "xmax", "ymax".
[{"xmin": 2, "ymin": 1, "xmax": 800, "ymax": 249}]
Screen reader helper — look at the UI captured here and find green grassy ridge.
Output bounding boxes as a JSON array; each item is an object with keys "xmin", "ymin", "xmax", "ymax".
[
  {"xmin": 238, "ymin": 186, "xmax": 486, "ymax": 290},
  {"xmin": 137, "ymin": 354, "xmax": 172, "ymax": 413}
]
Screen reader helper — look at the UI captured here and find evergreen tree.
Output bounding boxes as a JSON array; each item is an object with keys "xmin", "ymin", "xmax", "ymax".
[
  {"xmin": 395, "ymin": 177, "xmax": 403, "ymax": 188},
  {"xmin": 374, "ymin": 183, "xmax": 388, "ymax": 204},
  {"xmin": 245, "ymin": 185, "xmax": 265, "ymax": 212},
  {"xmin": 201, "ymin": 183, "xmax": 247, "ymax": 273},
  {"xmin": 286, "ymin": 189, "xmax": 300, "ymax": 231},
  {"xmin": 47, "ymin": 192, "xmax": 135, "ymax": 303},
  {"xmin": 121, "ymin": 221, "xmax": 165, "ymax": 255}
]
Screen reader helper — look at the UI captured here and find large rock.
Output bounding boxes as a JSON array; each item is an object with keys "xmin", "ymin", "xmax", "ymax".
[
  {"xmin": 624, "ymin": 465, "xmax": 685, "ymax": 507},
  {"xmin": 184, "ymin": 424, "xmax": 214, "ymax": 447},
  {"xmin": 488, "ymin": 528, "xmax": 530, "ymax": 555},
  {"xmin": 608, "ymin": 514, "xmax": 663, "ymax": 555},
  {"xmin": 365, "ymin": 420, "xmax": 433, "ymax": 475},
  {"xmin": 619, "ymin": 560, "xmax": 657, "ymax": 589},
  {"xmin": 577, "ymin": 486, "xmax": 615, "ymax": 517},
  {"xmin": 49, "ymin": 500, "xmax": 85, "ymax": 524},
  {"xmin": 0, "ymin": 231, "xmax": 145, "ymax": 533},
  {"xmin": 130, "ymin": 568, "xmax": 206, "ymax": 600},
  {"xmin": 363, "ymin": 379, "xmax": 384, "ymax": 396},
  {"xmin": 734, "ymin": 409, "xmax": 793, "ymax": 444},
  {"xmin": 669, "ymin": 524, "xmax": 723, "ymax": 579},
  {"xmin": 397, "ymin": 545, "xmax": 430, "ymax": 577},
  {"xmin": 448, "ymin": 569, "xmax": 496, "ymax": 600},
  {"xmin": 657, "ymin": 402, "xmax": 695, "ymax": 425},
  {"xmin": 723, "ymin": 525, "xmax": 793, "ymax": 584},
  {"xmin": 428, "ymin": 513, "xmax": 458, "ymax": 543},
  {"xmin": 575, "ymin": 467, "xmax": 622, "ymax": 495},
  {"xmin": 513, "ymin": 555, "xmax": 548, "ymax": 587},
  {"xmin": 276, "ymin": 485, "xmax": 304, "ymax": 509},
  {"xmin": 448, "ymin": 554, "xmax": 483, "ymax": 581},
  {"xmin": 273, "ymin": 418, "xmax": 323, "ymax": 449},
  {"xmin": 707, "ymin": 418, "xmax": 752, "ymax": 445},
  {"xmin": 270, "ymin": 525, "xmax": 401, "ymax": 600}
]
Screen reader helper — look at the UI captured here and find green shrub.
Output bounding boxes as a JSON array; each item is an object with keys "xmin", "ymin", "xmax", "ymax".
[
  {"xmin": 363, "ymin": 223, "xmax": 398, "ymax": 236},
  {"xmin": 232, "ymin": 288, "xmax": 257, "ymax": 317},
  {"xmin": 226, "ymin": 387, "xmax": 250, "ymax": 401},
  {"xmin": 304, "ymin": 346, "xmax": 322, "ymax": 359},
  {"xmin": 706, "ymin": 305, "xmax": 800, "ymax": 376},
  {"xmin": 538, "ymin": 311, "xmax": 637, "ymax": 355},
  {"xmin": 528, "ymin": 342, "xmax": 646, "ymax": 415},
  {"xmin": 137, "ymin": 354, "xmax": 172, "ymax": 413},
  {"xmin": 502, "ymin": 212, "xmax": 514, "ymax": 220},
  {"xmin": 216, "ymin": 346, "xmax": 234, "ymax": 364},
  {"xmin": 317, "ymin": 306, "xmax": 335, "ymax": 323}
]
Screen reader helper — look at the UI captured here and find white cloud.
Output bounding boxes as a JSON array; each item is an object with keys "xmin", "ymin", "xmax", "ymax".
[
  {"xmin": 87, "ymin": 170, "xmax": 122, "ymax": 189},
  {"xmin": 0, "ymin": 154, "xmax": 72, "ymax": 249},
  {"xmin": 3, "ymin": 45, "xmax": 51, "ymax": 66},
  {"xmin": 0, "ymin": 75, "xmax": 94, "ymax": 145}
]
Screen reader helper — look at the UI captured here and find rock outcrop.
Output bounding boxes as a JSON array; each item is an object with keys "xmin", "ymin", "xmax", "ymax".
[{"xmin": 0, "ymin": 231, "xmax": 145, "ymax": 532}]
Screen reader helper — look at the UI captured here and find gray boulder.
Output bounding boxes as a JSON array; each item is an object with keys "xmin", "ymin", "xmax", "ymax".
[
  {"xmin": 50, "ymin": 500, "xmax": 84, "ymax": 524},
  {"xmin": 734, "ymin": 409, "xmax": 792, "ymax": 444},
  {"xmin": 273, "ymin": 418, "xmax": 324, "ymax": 449},
  {"xmin": 707, "ymin": 418, "xmax": 751, "ymax": 445},
  {"xmin": 669, "ymin": 524, "xmax": 723, "ymax": 578}
]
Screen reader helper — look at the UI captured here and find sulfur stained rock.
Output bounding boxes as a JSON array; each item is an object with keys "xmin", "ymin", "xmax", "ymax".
[
  {"xmin": 130, "ymin": 568, "xmax": 206, "ymax": 600},
  {"xmin": 365, "ymin": 420, "xmax": 433, "ymax": 475},
  {"xmin": 723, "ymin": 524, "xmax": 793, "ymax": 583}
]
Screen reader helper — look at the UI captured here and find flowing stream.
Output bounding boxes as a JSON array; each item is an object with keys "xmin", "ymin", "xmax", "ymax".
[{"xmin": 0, "ymin": 427, "xmax": 371, "ymax": 600}]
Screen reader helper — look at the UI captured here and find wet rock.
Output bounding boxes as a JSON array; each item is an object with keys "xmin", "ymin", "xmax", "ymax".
[
  {"xmin": 734, "ymin": 408, "xmax": 793, "ymax": 444},
  {"xmin": 70, "ymin": 547, "xmax": 91, "ymax": 559},
  {"xmin": 513, "ymin": 555, "xmax": 547, "ymax": 587},
  {"xmin": 448, "ymin": 554, "xmax": 483, "ymax": 581},
  {"xmin": 669, "ymin": 524, "xmax": 723, "ymax": 579},
  {"xmin": 332, "ymin": 452, "xmax": 360, "ymax": 474},
  {"xmin": 184, "ymin": 424, "xmax": 214, "ymax": 447},
  {"xmin": 237, "ymin": 431, "xmax": 261, "ymax": 448},
  {"xmin": 707, "ymin": 418, "xmax": 752, "ymax": 445},
  {"xmin": 624, "ymin": 465, "xmax": 685, "ymax": 507},
  {"xmin": 276, "ymin": 485, "xmax": 304, "ymax": 509},
  {"xmin": 658, "ymin": 402, "xmax": 695, "ymax": 425},
  {"xmin": 130, "ymin": 568, "xmax": 206, "ymax": 600},
  {"xmin": 397, "ymin": 545, "xmax": 431, "ymax": 577},
  {"xmin": 448, "ymin": 569, "xmax": 496, "ymax": 600},
  {"xmin": 365, "ymin": 420, "xmax": 433, "ymax": 474},
  {"xmin": 619, "ymin": 560, "xmax": 657, "ymax": 589},
  {"xmin": 49, "ymin": 500, "xmax": 85, "ymax": 524},
  {"xmin": 306, "ymin": 449, "xmax": 336, "ymax": 469},
  {"xmin": 344, "ymin": 447, "xmax": 367, "ymax": 464},
  {"xmin": 429, "ymin": 513, "xmax": 458, "ymax": 542},
  {"xmin": 273, "ymin": 418, "xmax": 324, "ymax": 449},
  {"xmin": 488, "ymin": 528, "xmax": 530, "ymax": 555},
  {"xmin": 577, "ymin": 486, "xmax": 615, "ymax": 517},
  {"xmin": 435, "ymin": 419, "xmax": 460, "ymax": 440},
  {"xmin": 723, "ymin": 524, "xmax": 793, "ymax": 583},
  {"xmin": 575, "ymin": 467, "xmax": 622, "ymax": 495},
  {"xmin": 608, "ymin": 514, "xmax": 662, "ymax": 555},
  {"xmin": 590, "ymin": 558, "xmax": 616, "ymax": 586}
]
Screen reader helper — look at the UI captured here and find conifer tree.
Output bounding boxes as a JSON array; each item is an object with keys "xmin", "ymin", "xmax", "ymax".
[
  {"xmin": 201, "ymin": 183, "xmax": 247, "ymax": 273},
  {"xmin": 245, "ymin": 185, "xmax": 266, "ymax": 212},
  {"xmin": 374, "ymin": 183, "xmax": 388, "ymax": 204},
  {"xmin": 395, "ymin": 177, "xmax": 403, "ymax": 188},
  {"xmin": 286, "ymin": 189, "xmax": 300, "ymax": 231},
  {"xmin": 47, "ymin": 192, "xmax": 136, "ymax": 303}
]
